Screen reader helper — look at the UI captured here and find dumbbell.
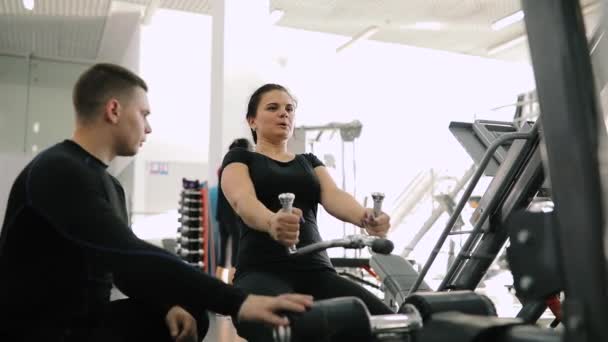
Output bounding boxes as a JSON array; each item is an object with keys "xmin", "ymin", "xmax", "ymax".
[
  {"xmin": 176, "ymin": 243, "xmax": 203, "ymax": 252},
  {"xmin": 178, "ymin": 220, "xmax": 201, "ymax": 228},
  {"xmin": 181, "ymin": 195, "xmax": 201, "ymax": 201},
  {"xmin": 178, "ymin": 216, "xmax": 200, "ymax": 224},
  {"xmin": 177, "ymin": 237, "xmax": 204, "ymax": 244},
  {"xmin": 181, "ymin": 189, "xmax": 201, "ymax": 195},
  {"xmin": 179, "ymin": 198, "xmax": 202, "ymax": 205},
  {"xmin": 182, "ymin": 178, "xmax": 201, "ymax": 190},
  {"xmin": 178, "ymin": 207, "xmax": 201, "ymax": 215},
  {"xmin": 176, "ymin": 248, "xmax": 204, "ymax": 258},
  {"xmin": 188, "ymin": 261, "xmax": 205, "ymax": 268},
  {"xmin": 179, "ymin": 190, "xmax": 203, "ymax": 200},
  {"xmin": 177, "ymin": 227, "xmax": 202, "ymax": 234}
]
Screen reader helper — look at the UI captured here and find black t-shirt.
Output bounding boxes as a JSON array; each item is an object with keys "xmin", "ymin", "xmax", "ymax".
[
  {"xmin": 0, "ymin": 140, "xmax": 247, "ymax": 334},
  {"xmin": 221, "ymin": 148, "xmax": 334, "ymax": 273}
]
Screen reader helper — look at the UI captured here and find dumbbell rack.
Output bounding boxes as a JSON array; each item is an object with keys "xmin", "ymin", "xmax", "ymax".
[{"xmin": 176, "ymin": 178, "xmax": 210, "ymax": 272}]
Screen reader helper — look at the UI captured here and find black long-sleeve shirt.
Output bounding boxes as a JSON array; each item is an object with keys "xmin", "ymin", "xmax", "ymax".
[{"xmin": 0, "ymin": 140, "xmax": 247, "ymax": 336}]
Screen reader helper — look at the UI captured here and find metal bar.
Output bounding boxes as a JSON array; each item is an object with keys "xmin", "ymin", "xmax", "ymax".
[
  {"xmin": 472, "ymin": 121, "xmax": 510, "ymax": 164},
  {"xmin": 448, "ymin": 230, "xmax": 475, "ymax": 236},
  {"xmin": 464, "ymin": 252, "xmax": 496, "ymax": 261},
  {"xmin": 501, "ymin": 325, "xmax": 562, "ymax": 342},
  {"xmin": 438, "ymin": 130, "xmax": 538, "ymax": 291},
  {"xmin": 590, "ymin": 18, "xmax": 608, "ymax": 88},
  {"xmin": 517, "ymin": 300, "xmax": 548, "ymax": 324},
  {"xmin": 469, "ymin": 122, "xmax": 534, "ymax": 228},
  {"xmin": 401, "ymin": 165, "xmax": 475, "ymax": 257},
  {"xmin": 523, "ymin": 1, "xmax": 608, "ymax": 341},
  {"xmin": 449, "ymin": 145, "xmax": 544, "ymax": 291},
  {"xmin": 407, "ymin": 131, "xmax": 533, "ymax": 295},
  {"xmin": 390, "ymin": 170, "xmax": 435, "ymax": 233},
  {"xmin": 295, "ymin": 121, "xmax": 362, "ymax": 132}
]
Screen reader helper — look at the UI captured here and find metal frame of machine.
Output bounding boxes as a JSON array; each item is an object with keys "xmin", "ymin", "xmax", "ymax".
[
  {"xmin": 523, "ymin": 0, "xmax": 608, "ymax": 341},
  {"xmin": 277, "ymin": 1, "xmax": 608, "ymax": 340}
]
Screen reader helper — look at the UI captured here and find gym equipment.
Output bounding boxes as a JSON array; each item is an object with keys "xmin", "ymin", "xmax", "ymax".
[
  {"xmin": 368, "ymin": 118, "xmax": 543, "ymax": 315},
  {"xmin": 289, "ymin": 121, "xmax": 364, "ymax": 252},
  {"xmin": 178, "ymin": 207, "xmax": 201, "ymax": 214},
  {"xmin": 275, "ymin": 236, "xmax": 560, "ymax": 342},
  {"xmin": 177, "ymin": 226, "xmax": 202, "ymax": 233},
  {"xmin": 176, "ymin": 237, "xmax": 204, "ymax": 244},
  {"xmin": 286, "ymin": 190, "xmax": 388, "ymax": 258},
  {"xmin": 449, "ymin": 120, "xmax": 517, "ymax": 177},
  {"xmin": 188, "ymin": 261, "xmax": 204, "ymax": 268},
  {"xmin": 284, "ymin": 2, "xmax": 608, "ymax": 340},
  {"xmin": 408, "ymin": 119, "xmax": 542, "ymax": 297},
  {"xmin": 520, "ymin": 1, "xmax": 608, "ymax": 340},
  {"xmin": 174, "ymin": 178, "xmax": 212, "ymax": 271},
  {"xmin": 176, "ymin": 248, "xmax": 204, "ymax": 257},
  {"xmin": 399, "ymin": 166, "xmax": 475, "ymax": 258},
  {"xmin": 291, "ymin": 235, "xmax": 394, "ymax": 256},
  {"xmin": 273, "ymin": 2, "xmax": 608, "ymax": 341},
  {"xmin": 179, "ymin": 198, "xmax": 202, "ymax": 205},
  {"xmin": 273, "ymin": 297, "xmax": 422, "ymax": 342},
  {"xmin": 278, "ymin": 192, "xmax": 298, "ymax": 254},
  {"xmin": 371, "ymin": 192, "xmax": 385, "ymax": 217},
  {"xmin": 371, "ymin": 254, "xmax": 431, "ymax": 311},
  {"xmin": 401, "ymin": 291, "xmax": 496, "ymax": 320},
  {"xmin": 178, "ymin": 216, "xmax": 200, "ymax": 223}
]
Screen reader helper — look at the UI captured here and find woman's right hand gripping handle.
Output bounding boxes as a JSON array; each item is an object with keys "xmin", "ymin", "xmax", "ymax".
[{"xmin": 268, "ymin": 207, "xmax": 303, "ymax": 249}]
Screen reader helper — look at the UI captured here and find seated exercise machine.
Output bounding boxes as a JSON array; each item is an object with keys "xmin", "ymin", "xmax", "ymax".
[{"xmin": 273, "ymin": 1, "xmax": 608, "ymax": 341}]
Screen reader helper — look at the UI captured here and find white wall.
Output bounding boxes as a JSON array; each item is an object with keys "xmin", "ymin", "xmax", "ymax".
[
  {"xmin": 0, "ymin": 56, "xmax": 90, "ymax": 226},
  {"xmin": 138, "ymin": 10, "xmax": 212, "ymax": 165},
  {"xmin": 0, "ymin": 56, "xmax": 28, "ymax": 153},
  {"xmin": 0, "ymin": 154, "xmax": 30, "ymax": 227},
  {"xmin": 0, "ymin": 56, "xmax": 88, "ymax": 154},
  {"xmin": 0, "ymin": 11, "xmax": 142, "ymax": 229},
  {"xmin": 132, "ymin": 9, "xmax": 213, "ymax": 227}
]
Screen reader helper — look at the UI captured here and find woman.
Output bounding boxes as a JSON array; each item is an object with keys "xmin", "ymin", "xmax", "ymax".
[
  {"xmin": 220, "ymin": 84, "xmax": 393, "ymax": 341},
  {"xmin": 216, "ymin": 137, "xmax": 254, "ymax": 284}
]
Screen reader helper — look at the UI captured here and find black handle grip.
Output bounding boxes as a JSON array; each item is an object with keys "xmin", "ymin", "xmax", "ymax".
[{"xmin": 274, "ymin": 297, "xmax": 373, "ymax": 342}]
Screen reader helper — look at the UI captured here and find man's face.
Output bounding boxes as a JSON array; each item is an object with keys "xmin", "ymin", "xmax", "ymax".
[{"xmin": 113, "ymin": 87, "xmax": 152, "ymax": 156}]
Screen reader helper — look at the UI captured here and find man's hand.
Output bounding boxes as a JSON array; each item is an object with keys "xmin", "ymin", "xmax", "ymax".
[
  {"xmin": 165, "ymin": 305, "xmax": 198, "ymax": 342},
  {"xmin": 237, "ymin": 294, "xmax": 313, "ymax": 326},
  {"xmin": 361, "ymin": 208, "xmax": 390, "ymax": 237}
]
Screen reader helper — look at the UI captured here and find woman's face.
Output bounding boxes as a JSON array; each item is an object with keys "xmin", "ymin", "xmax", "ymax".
[{"xmin": 250, "ymin": 90, "xmax": 296, "ymax": 143}]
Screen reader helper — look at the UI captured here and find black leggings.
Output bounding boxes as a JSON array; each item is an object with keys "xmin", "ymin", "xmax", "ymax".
[{"xmin": 233, "ymin": 270, "xmax": 392, "ymax": 342}]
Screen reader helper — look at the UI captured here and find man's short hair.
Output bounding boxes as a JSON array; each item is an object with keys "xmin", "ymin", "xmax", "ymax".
[{"xmin": 73, "ymin": 63, "xmax": 148, "ymax": 121}]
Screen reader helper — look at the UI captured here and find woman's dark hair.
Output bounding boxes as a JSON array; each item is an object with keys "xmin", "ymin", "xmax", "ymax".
[
  {"xmin": 229, "ymin": 137, "xmax": 253, "ymax": 151},
  {"xmin": 246, "ymin": 83, "xmax": 296, "ymax": 143}
]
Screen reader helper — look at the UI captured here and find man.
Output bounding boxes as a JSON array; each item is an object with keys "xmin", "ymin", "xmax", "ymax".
[{"xmin": 0, "ymin": 63, "xmax": 312, "ymax": 342}]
